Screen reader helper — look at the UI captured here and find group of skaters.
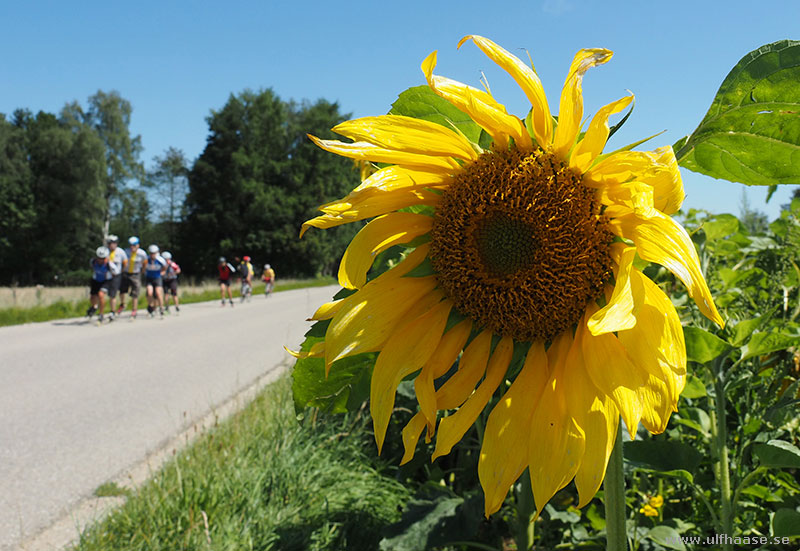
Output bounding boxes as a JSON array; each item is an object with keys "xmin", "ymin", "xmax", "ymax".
[
  {"xmin": 88, "ymin": 235, "xmax": 182, "ymax": 323},
  {"xmin": 217, "ymin": 256, "xmax": 275, "ymax": 307},
  {"xmin": 88, "ymin": 235, "xmax": 276, "ymax": 323}
]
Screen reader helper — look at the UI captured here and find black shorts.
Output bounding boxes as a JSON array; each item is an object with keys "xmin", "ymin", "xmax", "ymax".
[
  {"xmin": 90, "ymin": 279, "xmax": 110, "ymax": 296},
  {"xmin": 107, "ymin": 274, "xmax": 122, "ymax": 298},
  {"xmin": 163, "ymin": 278, "xmax": 178, "ymax": 295},
  {"xmin": 146, "ymin": 275, "xmax": 163, "ymax": 287},
  {"xmin": 219, "ymin": 278, "xmax": 231, "ymax": 286}
]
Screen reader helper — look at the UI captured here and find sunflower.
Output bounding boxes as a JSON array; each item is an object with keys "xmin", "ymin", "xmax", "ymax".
[{"xmin": 297, "ymin": 35, "xmax": 723, "ymax": 517}]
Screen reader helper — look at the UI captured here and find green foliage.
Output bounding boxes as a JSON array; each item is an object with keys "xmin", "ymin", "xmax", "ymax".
[
  {"xmin": 74, "ymin": 376, "xmax": 410, "ymax": 551},
  {"xmin": 182, "ymin": 90, "xmax": 361, "ymax": 277},
  {"xmin": 676, "ymin": 40, "xmax": 800, "ymax": 186},
  {"xmin": 390, "ymin": 86, "xmax": 483, "ymax": 145}
]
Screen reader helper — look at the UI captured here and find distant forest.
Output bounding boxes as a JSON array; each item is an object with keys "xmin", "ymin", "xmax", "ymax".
[{"xmin": 0, "ymin": 89, "xmax": 361, "ymax": 285}]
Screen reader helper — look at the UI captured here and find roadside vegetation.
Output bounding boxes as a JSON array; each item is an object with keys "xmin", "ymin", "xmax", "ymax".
[
  {"xmin": 72, "ymin": 375, "xmax": 409, "ymax": 551},
  {"xmin": 0, "ymin": 276, "xmax": 335, "ymax": 327}
]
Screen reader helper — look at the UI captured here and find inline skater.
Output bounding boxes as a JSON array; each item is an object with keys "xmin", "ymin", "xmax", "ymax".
[
  {"xmin": 262, "ymin": 263, "xmax": 275, "ymax": 297},
  {"xmin": 162, "ymin": 251, "xmax": 181, "ymax": 314},
  {"xmin": 105, "ymin": 235, "xmax": 127, "ymax": 322},
  {"xmin": 87, "ymin": 246, "xmax": 111, "ymax": 323},
  {"xmin": 218, "ymin": 257, "xmax": 235, "ymax": 307},
  {"xmin": 144, "ymin": 245, "xmax": 167, "ymax": 318},
  {"xmin": 120, "ymin": 236, "xmax": 148, "ymax": 319},
  {"xmin": 238, "ymin": 255, "xmax": 254, "ymax": 302}
]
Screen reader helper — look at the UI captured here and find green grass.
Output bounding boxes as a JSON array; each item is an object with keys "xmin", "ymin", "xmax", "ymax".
[
  {"xmin": 72, "ymin": 376, "xmax": 410, "ymax": 551},
  {"xmin": 0, "ymin": 277, "xmax": 336, "ymax": 328}
]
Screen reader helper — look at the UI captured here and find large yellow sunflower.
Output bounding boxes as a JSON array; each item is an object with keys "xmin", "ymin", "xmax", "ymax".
[{"xmin": 297, "ymin": 35, "xmax": 724, "ymax": 517}]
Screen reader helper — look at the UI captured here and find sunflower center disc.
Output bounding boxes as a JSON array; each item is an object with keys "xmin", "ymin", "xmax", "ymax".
[{"xmin": 430, "ymin": 147, "xmax": 614, "ymax": 342}]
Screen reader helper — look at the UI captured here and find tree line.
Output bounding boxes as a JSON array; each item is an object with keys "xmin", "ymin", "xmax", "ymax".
[{"xmin": 0, "ymin": 89, "xmax": 360, "ymax": 285}]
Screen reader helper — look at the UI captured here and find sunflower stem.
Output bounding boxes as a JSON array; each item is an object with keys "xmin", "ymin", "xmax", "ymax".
[
  {"xmin": 710, "ymin": 362, "xmax": 734, "ymax": 551},
  {"xmin": 514, "ymin": 469, "xmax": 536, "ymax": 551},
  {"xmin": 604, "ymin": 419, "xmax": 628, "ymax": 551}
]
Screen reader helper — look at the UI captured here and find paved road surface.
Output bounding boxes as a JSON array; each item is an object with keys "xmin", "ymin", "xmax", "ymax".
[{"xmin": 0, "ymin": 285, "xmax": 338, "ymax": 550}]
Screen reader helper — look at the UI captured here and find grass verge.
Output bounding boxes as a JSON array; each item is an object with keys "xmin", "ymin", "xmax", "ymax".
[
  {"xmin": 71, "ymin": 375, "xmax": 409, "ymax": 551},
  {"xmin": 0, "ymin": 277, "xmax": 335, "ymax": 328}
]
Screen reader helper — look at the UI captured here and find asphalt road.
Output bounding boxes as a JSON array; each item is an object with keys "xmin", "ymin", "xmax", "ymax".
[{"xmin": 0, "ymin": 285, "xmax": 338, "ymax": 550}]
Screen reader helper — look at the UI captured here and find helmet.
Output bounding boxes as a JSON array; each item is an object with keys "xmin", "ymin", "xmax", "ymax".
[
  {"xmin": 148, "ymin": 244, "xmax": 159, "ymax": 254},
  {"xmin": 264, "ymin": 263, "xmax": 271, "ymax": 269},
  {"xmin": 162, "ymin": 251, "xmax": 172, "ymax": 260},
  {"xmin": 96, "ymin": 246, "xmax": 110, "ymax": 259},
  {"xmin": 243, "ymin": 255, "xmax": 251, "ymax": 262},
  {"xmin": 219, "ymin": 256, "xmax": 226, "ymax": 263},
  {"xmin": 106, "ymin": 234, "xmax": 119, "ymax": 243},
  {"xmin": 128, "ymin": 236, "xmax": 140, "ymax": 246}
]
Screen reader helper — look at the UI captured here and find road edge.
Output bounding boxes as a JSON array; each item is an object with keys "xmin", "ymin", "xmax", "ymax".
[{"xmin": 18, "ymin": 355, "xmax": 294, "ymax": 551}]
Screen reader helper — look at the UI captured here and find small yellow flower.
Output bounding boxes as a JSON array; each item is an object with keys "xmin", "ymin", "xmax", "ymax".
[
  {"xmin": 300, "ymin": 36, "xmax": 723, "ymax": 517},
  {"xmin": 649, "ymin": 495, "xmax": 664, "ymax": 508},
  {"xmin": 639, "ymin": 504, "xmax": 659, "ymax": 517}
]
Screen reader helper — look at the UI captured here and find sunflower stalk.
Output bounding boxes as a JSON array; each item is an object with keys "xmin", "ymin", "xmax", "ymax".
[
  {"xmin": 514, "ymin": 469, "xmax": 536, "ymax": 551},
  {"xmin": 709, "ymin": 356, "xmax": 734, "ymax": 551},
  {"xmin": 603, "ymin": 419, "xmax": 628, "ymax": 551}
]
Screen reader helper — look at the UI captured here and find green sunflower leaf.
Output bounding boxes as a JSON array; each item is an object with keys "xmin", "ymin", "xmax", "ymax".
[
  {"xmin": 740, "ymin": 331, "xmax": 800, "ymax": 361},
  {"xmin": 683, "ymin": 327, "xmax": 732, "ymax": 364},
  {"xmin": 676, "ymin": 40, "xmax": 800, "ymax": 186},
  {"xmin": 646, "ymin": 526, "xmax": 687, "ymax": 551},
  {"xmin": 773, "ymin": 508, "xmax": 800, "ymax": 536},
  {"xmin": 291, "ymin": 336, "xmax": 376, "ymax": 414},
  {"xmin": 390, "ymin": 85, "xmax": 483, "ymax": 145},
  {"xmin": 701, "ymin": 213, "xmax": 740, "ymax": 241},
  {"xmin": 753, "ymin": 439, "xmax": 800, "ymax": 469},
  {"xmin": 624, "ymin": 441, "xmax": 702, "ymax": 474}
]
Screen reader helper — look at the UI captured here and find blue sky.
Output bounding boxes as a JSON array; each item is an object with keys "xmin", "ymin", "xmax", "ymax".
[{"xmin": 1, "ymin": 0, "xmax": 798, "ymax": 219}]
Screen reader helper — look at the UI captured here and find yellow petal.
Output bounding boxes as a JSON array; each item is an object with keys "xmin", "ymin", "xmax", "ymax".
[
  {"xmin": 459, "ymin": 35, "xmax": 552, "ymax": 146},
  {"xmin": 351, "ymin": 165, "xmax": 448, "ymax": 195},
  {"xmin": 600, "ymin": 180, "xmax": 658, "ymax": 220},
  {"xmin": 284, "ymin": 341, "xmax": 325, "ymax": 359},
  {"xmin": 637, "ymin": 372, "xmax": 674, "ymax": 434},
  {"xmin": 300, "ymin": 189, "xmax": 440, "ymax": 236},
  {"xmin": 617, "ymin": 268, "xmax": 686, "ymax": 405},
  {"xmin": 325, "ymin": 275, "xmax": 437, "ymax": 366},
  {"xmin": 609, "ymin": 211, "xmax": 723, "ymax": 327},
  {"xmin": 400, "ymin": 412, "xmax": 428, "ymax": 464},
  {"xmin": 371, "ymin": 298, "xmax": 452, "ymax": 453},
  {"xmin": 339, "ymin": 213, "xmax": 432, "ymax": 289},
  {"xmin": 433, "ymin": 336, "xmax": 513, "ymax": 460},
  {"xmin": 527, "ymin": 345, "xmax": 586, "ymax": 513},
  {"xmin": 553, "ymin": 48, "xmax": 613, "ymax": 158},
  {"xmin": 310, "ymin": 298, "xmax": 346, "ymax": 321},
  {"xmin": 421, "ymin": 51, "xmax": 531, "ymax": 149},
  {"xmin": 416, "ymin": 318, "xmax": 473, "ymax": 432},
  {"xmin": 479, "ymin": 341, "xmax": 549, "ymax": 516},
  {"xmin": 584, "ymin": 147, "xmax": 685, "ymax": 215},
  {"xmin": 432, "ymin": 329, "xmax": 493, "ymax": 411},
  {"xmin": 308, "ymin": 134, "xmax": 460, "ymax": 172},
  {"xmin": 580, "ymin": 316, "xmax": 645, "ymax": 438},
  {"xmin": 587, "ymin": 245, "xmax": 640, "ymax": 335},
  {"xmin": 562, "ymin": 328, "xmax": 619, "ymax": 507},
  {"xmin": 570, "ymin": 95, "xmax": 633, "ymax": 173},
  {"xmin": 334, "ymin": 115, "xmax": 477, "ymax": 161}
]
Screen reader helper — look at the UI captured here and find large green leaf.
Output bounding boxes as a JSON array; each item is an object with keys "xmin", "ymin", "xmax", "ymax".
[
  {"xmin": 379, "ymin": 489, "xmax": 485, "ymax": 551},
  {"xmin": 740, "ymin": 331, "xmax": 800, "ymax": 361},
  {"xmin": 646, "ymin": 525, "xmax": 686, "ymax": 551},
  {"xmin": 390, "ymin": 86, "xmax": 483, "ymax": 145},
  {"xmin": 624, "ymin": 441, "xmax": 702, "ymax": 474},
  {"xmin": 702, "ymin": 214, "xmax": 740, "ymax": 241},
  {"xmin": 291, "ymin": 336, "xmax": 376, "ymax": 414},
  {"xmin": 772, "ymin": 508, "xmax": 800, "ymax": 536},
  {"xmin": 683, "ymin": 326, "xmax": 732, "ymax": 364},
  {"xmin": 753, "ymin": 439, "xmax": 800, "ymax": 469},
  {"xmin": 676, "ymin": 40, "xmax": 800, "ymax": 186}
]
